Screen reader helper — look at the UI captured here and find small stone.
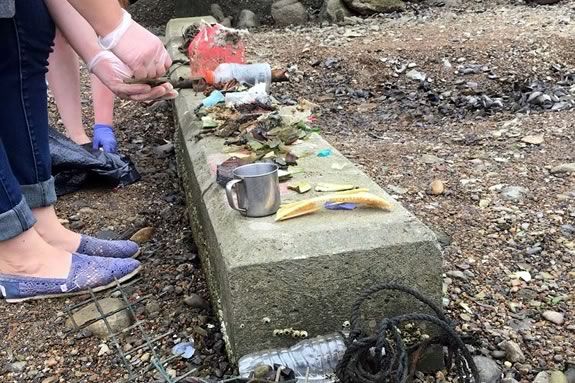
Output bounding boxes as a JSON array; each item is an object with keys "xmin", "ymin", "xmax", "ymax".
[
  {"xmin": 542, "ymin": 310, "xmax": 565, "ymax": 325},
  {"xmin": 503, "ymin": 340, "xmax": 525, "ymax": 363},
  {"xmin": 140, "ymin": 352, "xmax": 151, "ymax": 362},
  {"xmin": 473, "ymin": 356, "xmax": 501, "ymax": 383},
  {"xmin": 561, "ymin": 224, "xmax": 575, "ymax": 237},
  {"xmin": 534, "ymin": 371, "xmax": 550, "ymax": 383},
  {"xmin": 167, "ymin": 368, "xmax": 177, "ymax": 378},
  {"xmin": 551, "ymin": 163, "xmax": 575, "ymax": 174},
  {"xmin": 429, "ymin": 180, "xmax": 445, "ymax": 195},
  {"xmin": 145, "ymin": 299, "xmax": 161, "ymax": 318},
  {"xmin": 184, "ymin": 294, "xmax": 208, "ymax": 309},
  {"xmin": 446, "ymin": 270, "xmax": 467, "ymax": 280},
  {"xmin": 66, "ymin": 298, "xmax": 133, "ymax": 339},
  {"xmin": 42, "ymin": 377, "xmax": 59, "ymax": 383},
  {"xmin": 565, "ymin": 367, "xmax": 575, "ymax": 383},
  {"xmin": 253, "ymin": 364, "xmax": 272, "ymax": 379},
  {"xmin": 237, "ymin": 9, "xmax": 259, "ymax": 28},
  {"xmin": 500, "ymin": 186, "xmax": 529, "ymax": 201},
  {"xmin": 492, "ymin": 350, "xmax": 506, "ymax": 359},
  {"xmin": 422, "ymin": 154, "xmax": 442, "ymax": 164},
  {"xmin": 153, "ymin": 143, "xmax": 174, "ymax": 158},
  {"xmin": 45, "ymin": 358, "xmax": 58, "ymax": 367},
  {"xmin": 130, "ymin": 227, "xmax": 155, "ymax": 244},
  {"xmin": 549, "ymin": 371, "xmax": 567, "ymax": 383},
  {"xmin": 521, "ymin": 134, "xmax": 544, "ymax": 145},
  {"xmin": 406, "ymin": 69, "xmax": 427, "ymax": 82},
  {"xmin": 98, "ymin": 343, "xmax": 111, "ymax": 356},
  {"xmin": 10, "ymin": 361, "xmax": 26, "ymax": 373}
]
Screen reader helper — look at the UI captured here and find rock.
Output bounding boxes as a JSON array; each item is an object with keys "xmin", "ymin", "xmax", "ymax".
[
  {"xmin": 429, "ymin": 180, "xmax": 445, "ymax": 195},
  {"xmin": 565, "ymin": 368, "xmax": 575, "ymax": 383},
  {"xmin": 42, "ymin": 377, "xmax": 59, "ymax": 383},
  {"xmin": 148, "ymin": 100, "xmax": 170, "ymax": 113},
  {"xmin": 237, "ymin": 9, "xmax": 259, "ymax": 28},
  {"xmin": 221, "ymin": 16, "xmax": 233, "ymax": 27},
  {"xmin": 342, "ymin": 0, "xmax": 404, "ymax": 14},
  {"xmin": 210, "ymin": 3, "xmax": 225, "ymax": 21},
  {"xmin": 320, "ymin": 0, "xmax": 352, "ymax": 22},
  {"xmin": 145, "ymin": 299, "xmax": 161, "ymax": 318},
  {"xmin": 502, "ymin": 341, "xmax": 525, "ymax": 363},
  {"xmin": 153, "ymin": 143, "xmax": 174, "ymax": 158},
  {"xmin": 271, "ymin": 0, "xmax": 309, "ymax": 26},
  {"xmin": 66, "ymin": 298, "xmax": 134, "ymax": 338},
  {"xmin": 525, "ymin": 0, "xmax": 561, "ymax": 4},
  {"xmin": 98, "ymin": 343, "xmax": 111, "ymax": 356},
  {"xmin": 542, "ymin": 310, "xmax": 565, "ymax": 325},
  {"xmin": 446, "ymin": 270, "xmax": 467, "ymax": 280},
  {"xmin": 561, "ymin": 224, "xmax": 575, "ymax": 237},
  {"xmin": 549, "ymin": 371, "xmax": 568, "ymax": 383},
  {"xmin": 184, "ymin": 294, "xmax": 208, "ymax": 309},
  {"xmin": 521, "ymin": 134, "xmax": 544, "ymax": 145},
  {"xmin": 130, "ymin": 227, "xmax": 155, "ymax": 244},
  {"xmin": 406, "ymin": 69, "xmax": 427, "ymax": 81},
  {"xmin": 422, "ymin": 154, "xmax": 442, "ymax": 164},
  {"xmin": 500, "ymin": 186, "xmax": 529, "ymax": 201},
  {"xmin": 492, "ymin": 350, "xmax": 506, "ymax": 359},
  {"xmin": 473, "ymin": 356, "xmax": 501, "ymax": 383},
  {"xmin": 10, "ymin": 361, "xmax": 26, "ymax": 373},
  {"xmin": 534, "ymin": 372, "xmax": 550, "ymax": 383},
  {"xmin": 45, "ymin": 358, "xmax": 58, "ymax": 367},
  {"xmin": 140, "ymin": 352, "xmax": 151, "ymax": 362},
  {"xmin": 253, "ymin": 364, "xmax": 272, "ymax": 379},
  {"xmin": 551, "ymin": 163, "xmax": 575, "ymax": 174}
]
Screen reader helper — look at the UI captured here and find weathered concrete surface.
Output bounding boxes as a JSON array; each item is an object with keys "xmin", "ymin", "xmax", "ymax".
[{"xmin": 167, "ymin": 18, "xmax": 443, "ymax": 361}]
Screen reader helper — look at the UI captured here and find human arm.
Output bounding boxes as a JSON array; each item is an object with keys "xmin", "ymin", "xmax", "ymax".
[
  {"xmin": 44, "ymin": 0, "xmax": 175, "ymax": 101},
  {"xmin": 65, "ymin": 0, "xmax": 171, "ymax": 80}
]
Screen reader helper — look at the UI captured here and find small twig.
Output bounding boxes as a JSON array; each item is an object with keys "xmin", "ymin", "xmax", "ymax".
[{"xmin": 275, "ymin": 367, "xmax": 284, "ymax": 382}]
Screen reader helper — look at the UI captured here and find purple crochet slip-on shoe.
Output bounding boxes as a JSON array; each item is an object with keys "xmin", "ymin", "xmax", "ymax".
[
  {"xmin": 0, "ymin": 253, "xmax": 141, "ymax": 303},
  {"xmin": 77, "ymin": 235, "xmax": 140, "ymax": 259}
]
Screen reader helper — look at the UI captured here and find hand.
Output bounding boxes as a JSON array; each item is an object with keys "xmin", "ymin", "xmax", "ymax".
[
  {"xmin": 99, "ymin": 10, "xmax": 171, "ymax": 79},
  {"xmin": 88, "ymin": 50, "xmax": 177, "ymax": 101},
  {"xmin": 93, "ymin": 124, "xmax": 117, "ymax": 153}
]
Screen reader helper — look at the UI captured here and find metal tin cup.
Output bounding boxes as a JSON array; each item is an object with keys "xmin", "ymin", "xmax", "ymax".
[{"xmin": 225, "ymin": 163, "xmax": 281, "ymax": 217}]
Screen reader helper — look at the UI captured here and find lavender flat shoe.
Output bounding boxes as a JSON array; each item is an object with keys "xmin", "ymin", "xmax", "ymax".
[
  {"xmin": 77, "ymin": 235, "xmax": 140, "ymax": 259},
  {"xmin": 0, "ymin": 253, "xmax": 141, "ymax": 303}
]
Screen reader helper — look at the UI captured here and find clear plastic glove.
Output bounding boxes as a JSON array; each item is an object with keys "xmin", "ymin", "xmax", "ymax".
[
  {"xmin": 88, "ymin": 50, "xmax": 178, "ymax": 101},
  {"xmin": 99, "ymin": 10, "xmax": 171, "ymax": 80},
  {"xmin": 93, "ymin": 124, "xmax": 117, "ymax": 153}
]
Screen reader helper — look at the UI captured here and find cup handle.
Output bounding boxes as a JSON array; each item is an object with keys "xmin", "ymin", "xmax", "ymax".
[{"xmin": 225, "ymin": 179, "xmax": 247, "ymax": 214}]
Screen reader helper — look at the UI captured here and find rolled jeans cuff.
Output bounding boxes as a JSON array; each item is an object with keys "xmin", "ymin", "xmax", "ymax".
[
  {"xmin": 20, "ymin": 177, "xmax": 57, "ymax": 209},
  {"xmin": 0, "ymin": 198, "xmax": 36, "ymax": 240}
]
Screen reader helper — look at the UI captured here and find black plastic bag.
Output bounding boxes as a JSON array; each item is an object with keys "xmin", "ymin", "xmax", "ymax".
[{"xmin": 49, "ymin": 127, "xmax": 141, "ymax": 196}]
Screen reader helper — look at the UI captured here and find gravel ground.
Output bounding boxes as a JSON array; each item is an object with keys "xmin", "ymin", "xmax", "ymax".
[
  {"xmin": 1, "ymin": 1, "xmax": 574, "ymax": 383},
  {"xmin": 248, "ymin": 1, "xmax": 575, "ymax": 380}
]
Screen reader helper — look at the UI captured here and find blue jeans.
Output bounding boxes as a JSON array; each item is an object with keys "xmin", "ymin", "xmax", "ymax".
[{"xmin": 0, "ymin": 0, "xmax": 56, "ymax": 240}]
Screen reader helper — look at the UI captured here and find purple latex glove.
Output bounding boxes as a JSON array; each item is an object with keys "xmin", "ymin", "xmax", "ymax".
[{"xmin": 93, "ymin": 124, "xmax": 117, "ymax": 153}]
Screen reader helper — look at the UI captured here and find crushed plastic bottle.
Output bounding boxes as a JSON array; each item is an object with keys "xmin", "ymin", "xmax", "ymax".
[
  {"xmin": 238, "ymin": 333, "xmax": 346, "ymax": 383},
  {"xmin": 209, "ymin": 63, "xmax": 272, "ymax": 90}
]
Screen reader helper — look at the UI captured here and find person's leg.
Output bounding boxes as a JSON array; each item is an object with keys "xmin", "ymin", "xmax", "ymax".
[
  {"xmin": 3, "ymin": 0, "xmax": 139, "ymax": 260},
  {"xmin": 47, "ymin": 28, "xmax": 91, "ymax": 145},
  {"xmin": 0, "ymin": 0, "xmax": 140, "ymax": 301},
  {"xmin": 91, "ymin": 74, "xmax": 115, "ymax": 127},
  {"xmin": 0, "ymin": 2, "xmax": 72, "ymax": 279}
]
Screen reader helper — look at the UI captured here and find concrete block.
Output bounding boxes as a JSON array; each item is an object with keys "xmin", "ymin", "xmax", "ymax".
[{"xmin": 167, "ymin": 19, "xmax": 442, "ymax": 362}]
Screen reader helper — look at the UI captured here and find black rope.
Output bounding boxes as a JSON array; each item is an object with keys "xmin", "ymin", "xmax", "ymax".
[{"xmin": 336, "ymin": 283, "xmax": 480, "ymax": 383}]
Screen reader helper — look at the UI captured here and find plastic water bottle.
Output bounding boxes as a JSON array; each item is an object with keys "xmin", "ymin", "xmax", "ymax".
[
  {"xmin": 209, "ymin": 63, "xmax": 272, "ymax": 89},
  {"xmin": 238, "ymin": 333, "xmax": 346, "ymax": 383}
]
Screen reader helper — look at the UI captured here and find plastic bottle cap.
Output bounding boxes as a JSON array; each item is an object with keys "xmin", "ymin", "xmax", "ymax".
[{"xmin": 204, "ymin": 70, "xmax": 215, "ymax": 84}]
